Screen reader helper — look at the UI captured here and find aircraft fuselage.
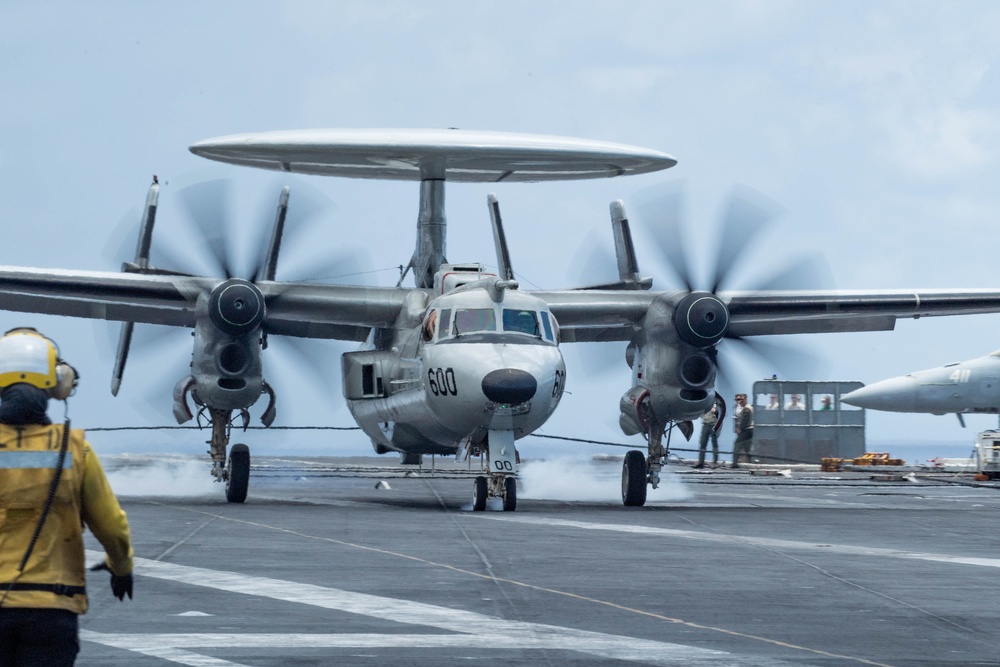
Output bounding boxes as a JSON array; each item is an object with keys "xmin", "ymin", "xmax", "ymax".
[
  {"xmin": 343, "ymin": 279, "xmax": 566, "ymax": 456},
  {"xmin": 842, "ymin": 352, "xmax": 1000, "ymax": 415}
]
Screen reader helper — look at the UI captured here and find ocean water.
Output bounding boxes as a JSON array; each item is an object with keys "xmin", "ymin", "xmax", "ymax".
[{"xmin": 83, "ymin": 425, "xmax": 985, "ymax": 468}]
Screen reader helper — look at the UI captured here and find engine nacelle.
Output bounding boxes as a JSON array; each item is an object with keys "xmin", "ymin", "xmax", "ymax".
[
  {"xmin": 619, "ymin": 291, "xmax": 728, "ymax": 430},
  {"xmin": 184, "ymin": 286, "xmax": 268, "ymax": 414}
]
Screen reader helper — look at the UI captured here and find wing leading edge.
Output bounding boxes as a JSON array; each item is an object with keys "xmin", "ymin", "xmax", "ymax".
[
  {"xmin": 0, "ymin": 266, "xmax": 409, "ymax": 342},
  {"xmin": 537, "ymin": 289, "xmax": 1000, "ymax": 342},
  {"xmin": 2, "ymin": 266, "xmax": 1000, "ymax": 344}
]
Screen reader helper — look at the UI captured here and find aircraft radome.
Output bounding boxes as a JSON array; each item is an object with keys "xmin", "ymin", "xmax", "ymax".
[
  {"xmin": 3, "ymin": 128, "xmax": 1000, "ymax": 509},
  {"xmin": 842, "ymin": 350, "xmax": 1000, "ymax": 427}
]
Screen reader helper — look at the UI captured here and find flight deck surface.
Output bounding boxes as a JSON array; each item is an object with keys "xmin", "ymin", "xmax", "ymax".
[{"xmin": 79, "ymin": 455, "xmax": 1000, "ymax": 666}]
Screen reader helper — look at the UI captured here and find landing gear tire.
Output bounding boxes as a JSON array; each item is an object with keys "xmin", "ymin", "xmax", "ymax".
[
  {"xmin": 622, "ymin": 449, "xmax": 648, "ymax": 507},
  {"xmin": 502, "ymin": 476, "xmax": 517, "ymax": 512},
  {"xmin": 226, "ymin": 443, "xmax": 250, "ymax": 504},
  {"xmin": 473, "ymin": 476, "xmax": 488, "ymax": 511}
]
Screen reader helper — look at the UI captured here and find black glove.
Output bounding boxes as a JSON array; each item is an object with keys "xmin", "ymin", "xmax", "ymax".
[{"xmin": 90, "ymin": 562, "xmax": 133, "ymax": 601}]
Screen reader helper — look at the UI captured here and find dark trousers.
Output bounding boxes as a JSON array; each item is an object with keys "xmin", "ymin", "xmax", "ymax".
[
  {"xmin": 0, "ymin": 608, "xmax": 79, "ymax": 667},
  {"xmin": 733, "ymin": 430, "xmax": 753, "ymax": 466},
  {"xmin": 698, "ymin": 425, "xmax": 719, "ymax": 465}
]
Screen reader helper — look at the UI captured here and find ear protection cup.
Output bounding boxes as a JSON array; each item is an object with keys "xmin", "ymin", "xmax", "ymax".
[
  {"xmin": 51, "ymin": 362, "xmax": 78, "ymax": 400},
  {"xmin": 0, "ymin": 328, "xmax": 78, "ymax": 400}
]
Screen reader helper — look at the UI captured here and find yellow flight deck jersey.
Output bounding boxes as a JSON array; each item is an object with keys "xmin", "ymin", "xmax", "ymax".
[{"xmin": 0, "ymin": 424, "xmax": 133, "ymax": 614}]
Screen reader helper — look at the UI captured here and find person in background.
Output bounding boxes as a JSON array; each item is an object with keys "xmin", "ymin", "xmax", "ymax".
[
  {"xmin": 820, "ymin": 395, "xmax": 833, "ymax": 410},
  {"xmin": 732, "ymin": 393, "xmax": 754, "ymax": 468},
  {"xmin": 0, "ymin": 328, "xmax": 134, "ymax": 667},
  {"xmin": 785, "ymin": 394, "xmax": 805, "ymax": 410},
  {"xmin": 694, "ymin": 402, "xmax": 719, "ymax": 469},
  {"xmin": 765, "ymin": 394, "xmax": 780, "ymax": 410}
]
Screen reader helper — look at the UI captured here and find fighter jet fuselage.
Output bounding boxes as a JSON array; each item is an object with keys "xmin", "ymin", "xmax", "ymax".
[{"xmin": 841, "ymin": 352, "xmax": 1000, "ymax": 415}]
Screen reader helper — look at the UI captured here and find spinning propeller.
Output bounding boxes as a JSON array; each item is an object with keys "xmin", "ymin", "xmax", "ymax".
[
  {"xmin": 106, "ymin": 177, "xmax": 368, "ymax": 423},
  {"xmin": 632, "ymin": 182, "xmax": 833, "ymax": 394}
]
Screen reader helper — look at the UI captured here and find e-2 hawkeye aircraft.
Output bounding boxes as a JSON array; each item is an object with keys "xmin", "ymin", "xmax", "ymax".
[
  {"xmin": 842, "ymin": 349, "xmax": 1000, "ymax": 427},
  {"xmin": 3, "ymin": 128, "xmax": 1000, "ymax": 510}
]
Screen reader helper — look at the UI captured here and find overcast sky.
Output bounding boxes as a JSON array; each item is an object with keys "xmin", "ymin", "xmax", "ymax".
[{"xmin": 2, "ymin": 1, "xmax": 999, "ymax": 460}]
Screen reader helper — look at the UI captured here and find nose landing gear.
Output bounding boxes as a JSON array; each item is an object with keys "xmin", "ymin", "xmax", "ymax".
[
  {"xmin": 470, "ymin": 427, "xmax": 519, "ymax": 512},
  {"xmin": 471, "ymin": 472, "xmax": 517, "ymax": 512}
]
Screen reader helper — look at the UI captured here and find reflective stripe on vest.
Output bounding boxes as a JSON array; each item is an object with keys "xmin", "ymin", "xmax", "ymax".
[{"xmin": 0, "ymin": 451, "xmax": 74, "ymax": 469}]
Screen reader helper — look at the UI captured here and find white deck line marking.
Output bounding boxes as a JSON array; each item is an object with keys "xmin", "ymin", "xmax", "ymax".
[
  {"xmin": 83, "ymin": 550, "xmax": 791, "ymax": 666},
  {"xmin": 474, "ymin": 516, "xmax": 1000, "ymax": 568},
  {"xmin": 79, "ymin": 636, "xmax": 247, "ymax": 667}
]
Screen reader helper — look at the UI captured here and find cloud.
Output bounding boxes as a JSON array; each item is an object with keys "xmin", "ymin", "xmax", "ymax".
[{"xmin": 887, "ymin": 106, "xmax": 995, "ymax": 179}]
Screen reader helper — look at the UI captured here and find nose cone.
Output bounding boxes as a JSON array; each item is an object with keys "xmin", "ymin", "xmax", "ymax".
[
  {"xmin": 841, "ymin": 376, "xmax": 919, "ymax": 412},
  {"xmin": 481, "ymin": 369, "xmax": 537, "ymax": 405}
]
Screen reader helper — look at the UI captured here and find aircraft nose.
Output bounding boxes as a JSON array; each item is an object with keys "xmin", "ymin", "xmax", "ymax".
[
  {"xmin": 841, "ymin": 376, "xmax": 918, "ymax": 412},
  {"xmin": 481, "ymin": 369, "xmax": 537, "ymax": 405}
]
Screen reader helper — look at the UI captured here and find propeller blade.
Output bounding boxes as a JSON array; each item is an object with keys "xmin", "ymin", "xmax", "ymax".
[
  {"xmin": 177, "ymin": 179, "xmax": 236, "ymax": 279},
  {"xmin": 264, "ymin": 336, "xmax": 347, "ymax": 423},
  {"xmin": 721, "ymin": 335, "xmax": 827, "ymax": 384},
  {"xmin": 276, "ymin": 247, "xmax": 378, "ymax": 286},
  {"xmin": 708, "ymin": 185, "xmax": 784, "ymax": 293},
  {"xmin": 568, "ymin": 228, "xmax": 621, "ymax": 290},
  {"xmin": 249, "ymin": 180, "xmax": 338, "ymax": 283},
  {"xmin": 113, "ymin": 323, "xmax": 195, "ymax": 422},
  {"xmin": 745, "ymin": 252, "xmax": 834, "ymax": 293},
  {"xmin": 633, "ymin": 182, "xmax": 694, "ymax": 292}
]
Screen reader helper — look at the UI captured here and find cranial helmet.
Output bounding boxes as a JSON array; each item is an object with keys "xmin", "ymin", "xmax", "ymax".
[{"xmin": 0, "ymin": 328, "xmax": 78, "ymax": 400}]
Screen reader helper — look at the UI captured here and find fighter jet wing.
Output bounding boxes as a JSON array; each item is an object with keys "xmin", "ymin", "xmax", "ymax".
[
  {"xmin": 0, "ymin": 266, "xmax": 407, "ymax": 342},
  {"xmin": 537, "ymin": 288, "xmax": 1000, "ymax": 342}
]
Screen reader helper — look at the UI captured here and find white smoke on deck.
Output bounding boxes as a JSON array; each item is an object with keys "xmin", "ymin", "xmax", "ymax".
[
  {"xmin": 518, "ymin": 457, "xmax": 692, "ymax": 502},
  {"xmin": 103, "ymin": 454, "xmax": 218, "ymax": 497}
]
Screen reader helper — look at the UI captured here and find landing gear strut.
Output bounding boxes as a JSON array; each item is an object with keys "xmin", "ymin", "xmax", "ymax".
[
  {"xmin": 205, "ymin": 406, "xmax": 252, "ymax": 504},
  {"xmin": 622, "ymin": 418, "xmax": 686, "ymax": 507},
  {"xmin": 470, "ymin": 426, "xmax": 518, "ymax": 512}
]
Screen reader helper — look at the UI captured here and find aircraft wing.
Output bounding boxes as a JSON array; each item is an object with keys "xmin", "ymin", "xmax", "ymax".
[
  {"xmin": 536, "ymin": 289, "xmax": 1000, "ymax": 342},
  {"xmin": 0, "ymin": 266, "xmax": 407, "ymax": 342},
  {"xmin": 5, "ymin": 265, "xmax": 1000, "ymax": 343}
]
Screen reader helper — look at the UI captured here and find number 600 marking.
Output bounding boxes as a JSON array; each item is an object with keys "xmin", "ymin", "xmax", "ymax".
[{"xmin": 427, "ymin": 367, "xmax": 458, "ymax": 396}]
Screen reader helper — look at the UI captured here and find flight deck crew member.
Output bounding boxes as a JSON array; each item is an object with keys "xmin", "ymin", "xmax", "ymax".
[
  {"xmin": 0, "ymin": 328, "xmax": 134, "ymax": 667},
  {"xmin": 694, "ymin": 403, "xmax": 719, "ymax": 468},
  {"xmin": 732, "ymin": 393, "xmax": 754, "ymax": 468}
]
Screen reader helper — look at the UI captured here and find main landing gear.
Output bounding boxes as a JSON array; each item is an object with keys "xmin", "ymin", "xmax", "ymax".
[
  {"xmin": 205, "ymin": 407, "xmax": 252, "ymax": 504},
  {"xmin": 621, "ymin": 450, "xmax": 647, "ymax": 507},
  {"xmin": 622, "ymin": 418, "xmax": 688, "ymax": 507},
  {"xmin": 470, "ymin": 428, "xmax": 518, "ymax": 512}
]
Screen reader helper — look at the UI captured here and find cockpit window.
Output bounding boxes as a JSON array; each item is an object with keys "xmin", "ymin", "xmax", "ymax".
[
  {"xmin": 539, "ymin": 311, "xmax": 554, "ymax": 341},
  {"xmin": 438, "ymin": 309, "xmax": 452, "ymax": 340},
  {"xmin": 454, "ymin": 308, "xmax": 496, "ymax": 334},
  {"xmin": 502, "ymin": 309, "xmax": 539, "ymax": 336}
]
